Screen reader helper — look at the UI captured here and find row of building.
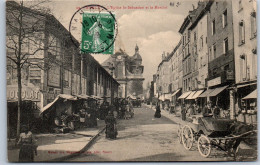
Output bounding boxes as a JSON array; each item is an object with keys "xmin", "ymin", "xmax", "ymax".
[
  {"xmin": 6, "ymin": 1, "xmax": 120, "ymax": 117},
  {"xmin": 151, "ymin": 0, "xmax": 257, "ymax": 123}
]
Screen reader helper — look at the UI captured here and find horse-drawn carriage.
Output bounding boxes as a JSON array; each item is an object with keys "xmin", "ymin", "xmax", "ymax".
[
  {"xmin": 177, "ymin": 115, "xmax": 257, "ymax": 158},
  {"xmin": 132, "ymin": 98, "xmax": 142, "ymax": 107}
]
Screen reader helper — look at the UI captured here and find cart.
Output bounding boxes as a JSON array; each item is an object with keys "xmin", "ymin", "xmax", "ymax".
[
  {"xmin": 177, "ymin": 115, "xmax": 257, "ymax": 158},
  {"xmin": 131, "ymin": 98, "xmax": 141, "ymax": 107}
]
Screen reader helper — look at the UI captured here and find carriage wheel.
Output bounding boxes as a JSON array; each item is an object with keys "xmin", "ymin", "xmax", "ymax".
[
  {"xmin": 177, "ymin": 126, "xmax": 182, "ymax": 143},
  {"xmin": 198, "ymin": 135, "xmax": 211, "ymax": 158},
  {"xmin": 68, "ymin": 121, "xmax": 75, "ymax": 130},
  {"xmin": 182, "ymin": 125, "xmax": 194, "ymax": 150}
]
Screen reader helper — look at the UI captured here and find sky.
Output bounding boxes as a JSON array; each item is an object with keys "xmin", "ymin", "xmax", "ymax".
[{"xmin": 36, "ymin": 0, "xmax": 199, "ymax": 88}]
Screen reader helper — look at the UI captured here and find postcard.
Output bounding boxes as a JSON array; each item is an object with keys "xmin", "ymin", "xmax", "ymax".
[{"xmin": 6, "ymin": 0, "xmax": 257, "ymax": 162}]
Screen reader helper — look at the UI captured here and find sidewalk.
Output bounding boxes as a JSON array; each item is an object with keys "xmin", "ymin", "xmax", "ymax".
[{"xmin": 8, "ymin": 120, "xmax": 106, "ymax": 162}]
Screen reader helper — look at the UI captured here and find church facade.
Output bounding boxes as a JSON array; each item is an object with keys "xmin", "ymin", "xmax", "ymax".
[{"xmin": 102, "ymin": 45, "xmax": 144, "ymax": 98}]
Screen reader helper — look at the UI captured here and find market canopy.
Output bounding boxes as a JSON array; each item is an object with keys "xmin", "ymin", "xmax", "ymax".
[
  {"xmin": 243, "ymin": 89, "xmax": 257, "ymax": 99},
  {"xmin": 91, "ymin": 95, "xmax": 103, "ymax": 100},
  {"xmin": 186, "ymin": 91, "xmax": 197, "ymax": 100},
  {"xmin": 207, "ymin": 86, "xmax": 228, "ymax": 97},
  {"xmin": 40, "ymin": 94, "xmax": 77, "ymax": 115},
  {"xmin": 128, "ymin": 95, "xmax": 137, "ymax": 99},
  {"xmin": 76, "ymin": 94, "xmax": 90, "ymax": 99},
  {"xmin": 178, "ymin": 91, "xmax": 192, "ymax": 99},
  {"xmin": 159, "ymin": 95, "xmax": 165, "ymax": 101},
  {"xmin": 171, "ymin": 89, "xmax": 181, "ymax": 97},
  {"xmin": 198, "ymin": 88, "xmax": 215, "ymax": 98},
  {"xmin": 164, "ymin": 94, "xmax": 172, "ymax": 100},
  {"xmin": 190, "ymin": 90, "xmax": 204, "ymax": 99}
]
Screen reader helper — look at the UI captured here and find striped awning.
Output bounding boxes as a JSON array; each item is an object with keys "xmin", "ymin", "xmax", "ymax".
[
  {"xmin": 171, "ymin": 89, "xmax": 181, "ymax": 97},
  {"xmin": 190, "ymin": 90, "xmax": 204, "ymax": 99},
  {"xmin": 178, "ymin": 91, "xmax": 192, "ymax": 99},
  {"xmin": 186, "ymin": 91, "xmax": 197, "ymax": 100},
  {"xmin": 243, "ymin": 89, "xmax": 257, "ymax": 99},
  {"xmin": 198, "ymin": 88, "xmax": 215, "ymax": 98},
  {"xmin": 207, "ymin": 86, "xmax": 228, "ymax": 97}
]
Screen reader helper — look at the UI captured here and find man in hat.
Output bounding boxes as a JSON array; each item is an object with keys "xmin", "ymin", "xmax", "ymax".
[
  {"xmin": 202, "ymin": 101, "xmax": 213, "ymax": 117},
  {"xmin": 105, "ymin": 110, "xmax": 118, "ymax": 139}
]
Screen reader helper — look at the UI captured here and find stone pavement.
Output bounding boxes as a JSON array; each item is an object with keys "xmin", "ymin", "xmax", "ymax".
[{"xmin": 8, "ymin": 120, "xmax": 106, "ymax": 162}]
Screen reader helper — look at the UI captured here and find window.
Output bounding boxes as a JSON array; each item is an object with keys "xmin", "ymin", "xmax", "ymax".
[
  {"xmin": 222, "ymin": 10, "xmax": 227, "ymax": 28},
  {"xmin": 194, "ymin": 58, "xmax": 197, "ymax": 71},
  {"xmin": 251, "ymin": 11, "xmax": 257, "ymax": 38},
  {"xmin": 188, "ymin": 30, "xmax": 191, "ymax": 41},
  {"xmin": 223, "ymin": 38, "xmax": 228, "ymax": 54},
  {"xmin": 239, "ymin": 0, "xmax": 243, "ymax": 11},
  {"xmin": 239, "ymin": 54, "xmax": 247, "ymax": 81},
  {"xmin": 252, "ymin": 53, "xmax": 257, "ymax": 79},
  {"xmin": 188, "ymin": 58, "xmax": 191, "ymax": 73},
  {"xmin": 187, "ymin": 44, "xmax": 190, "ymax": 55},
  {"xmin": 200, "ymin": 36, "xmax": 203, "ymax": 49},
  {"xmin": 200, "ymin": 57, "xmax": 203, "ymax": 68},
  {"xmin": 239, "ymin": 20, "xmax": 245, "ymax": 45},
  {"xmin": 213, "ymin": 43, "xmax": 216, "ymax": 59},
  {"xmin": 194, "ymin": 32, "xmax": 197, "ymax": 42},
  {"xmin": 209, "ymin": 47, "xmax": 212, "ymax": 61},
  {"xmin": 212, "ymin": 19, "xmax": 216, "ymax": 35}
]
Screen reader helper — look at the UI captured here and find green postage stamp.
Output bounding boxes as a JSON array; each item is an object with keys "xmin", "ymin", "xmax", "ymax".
[{"xmin": 81, "ymin": 12, "xmax": 116, "ymax": 54}]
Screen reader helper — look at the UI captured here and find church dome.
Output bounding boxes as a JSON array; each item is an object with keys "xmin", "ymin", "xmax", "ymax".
[{"xmin": 133, "ymin": 44, "xmax": 142, "ymax": 61}]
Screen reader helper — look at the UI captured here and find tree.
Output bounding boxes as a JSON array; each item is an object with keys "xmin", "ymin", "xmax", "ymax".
[{"xmin": 6, "ymin": 0, "xmax": 70, "ymax": 138}]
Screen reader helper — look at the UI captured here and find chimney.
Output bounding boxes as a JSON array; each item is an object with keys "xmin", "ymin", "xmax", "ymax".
[{"xmin": 162, "ymin": 51, "xmax": 166, "ymax": 60}]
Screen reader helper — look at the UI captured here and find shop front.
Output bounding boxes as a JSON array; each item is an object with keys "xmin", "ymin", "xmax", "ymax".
[
  {"xmin": 7, "ymin": 85, "xmax": 41, "ymax": 138},
  {"xmin": 233, "ymin": 82, "xmax": 257, "ymax": 124}
]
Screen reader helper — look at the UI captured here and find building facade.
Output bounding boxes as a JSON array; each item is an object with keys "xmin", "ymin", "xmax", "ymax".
[
  {"xmin": 6, "ymin": 1, "xmax": 119, "ymax": 110},
  {"xmin": 230, "ymin": 0, "xmax": 257, "ymax": 121},
  {"xmin": 153, "ymin": 0, "xmax": 257, "ymax": 124},
  {"xmin": 102, "ymin": 45, "xmax": 144, "ymax": 98},
  {"xmin": 207, "ymin": 0, "xmax": 235, "ymax": 86}
]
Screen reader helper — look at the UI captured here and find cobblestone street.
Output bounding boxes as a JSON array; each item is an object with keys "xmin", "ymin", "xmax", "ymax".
[{"xmin": 68, "ymin": 105, "xmax": 257, "ymax": 162}]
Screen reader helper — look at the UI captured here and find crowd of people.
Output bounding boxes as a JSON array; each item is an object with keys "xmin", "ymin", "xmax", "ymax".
[
  {"xmin": 18, "ymin": 97, "xmax": 137, "ymax": 162},
  {"xmin": 180, "ymin": 101, "xmax": 222, "ymax": 121},
  {"xmin": 49, "ymin": 97, "xmax": 135, "ymax": 133}
]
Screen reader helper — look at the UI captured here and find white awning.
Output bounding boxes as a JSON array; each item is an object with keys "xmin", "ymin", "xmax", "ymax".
[
  {"xmin": 178, "ymin": 91, "xmax": 192, "ymax": 99},
  {"xmin": 243, "ymin": 89, "xmax": 257, "ymax": 99},
  {"xmin": 207, "ymin": 86, "xmax": 228, "ymax": 97},
  {"xmin": 165, "ymin": 94, "xmax": 172, "ymax": 100},
  {"xmin": 190, "ymin": 90, "xmax": 204, "ymax": 99},
  {"xmin": 76, "ymin": 94, "xmax": 90, "ymax": 99},
  {"xmin": 198, "ymin": 88, "xmax": 215, "ymax": 98},
  {"xmin": 186, "ymin": 91, "xmax": 197, "ymax": 100},
  {"xmin": 159, "ymin": 95, "xmax": 165, "ymax": 101},
  {"xmin": 40, "ymin": 97, "xmax": 60, "ymax": 114},
  {"xmin": 237, "ymin": 82, "xmax": 257, "ymax": 88},
  {"xmin": 41, "ymin": 94, "xmax": 77, "ymax": 114},
  {"xmin": 91, "ymin": 95, "xmax": 103, "ymax": 100},
  {"xmin": 171, "ymin": 89, "xmax": 181, "ymax": 96}
]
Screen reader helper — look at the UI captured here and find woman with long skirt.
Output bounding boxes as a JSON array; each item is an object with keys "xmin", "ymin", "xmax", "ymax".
[{"xmin": 17, "ymin": 125, "xmax": 37, "ymax": 162}]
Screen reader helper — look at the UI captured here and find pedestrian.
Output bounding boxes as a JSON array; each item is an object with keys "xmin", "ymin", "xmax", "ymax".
[
  {"xmin": 17, "ymin": 125, "xmax": 37, "ymax": 162},
  {"xmin": 181, "ymin": 104, "xmax": 186, "ymax": 121},
  {"xmin": 154, "ymin": 102, "xmax": 161, "ymax": 118},
  {"xmin": 189, "ymin": 103, "xmax": 195, "ymax": 116},
  {"xmin": 121, "ymin": 99, "xmax": 127, "ymax": 119},
  {"xmin": 213, "ymin": 105, "xmax": 220, "ymax": 118},
  {"xmin": 105, "ymin": 111, "xmax": 118, "ymax": 139},
  {"xmin": 79, "ymin": 108, "xmax": 86, "ymax": 128},
  {"xmin": 202, "ymin": 101, "xmax": 212, "ymax": 117}
]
